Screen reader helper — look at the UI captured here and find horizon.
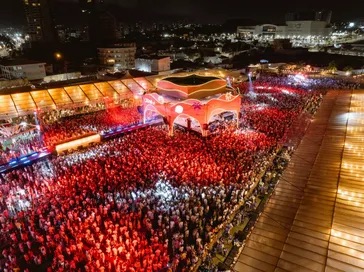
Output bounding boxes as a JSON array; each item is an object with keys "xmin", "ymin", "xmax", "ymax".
[{"xmin": 0, "ymin": 0, "xmax": 363, "ymax": 28}]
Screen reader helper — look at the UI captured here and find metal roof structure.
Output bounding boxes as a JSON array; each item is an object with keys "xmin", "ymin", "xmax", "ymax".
[
  {"xmin": 0, "ymin": 69, "xmax": 244, "ymax": 120},
  {"xmin": 0, "ymin": 78, "xmax": 144, "ymax": 119},
  {"xmin": 234, "ymin": 89, "xmax": 364, "ymax": 272}
]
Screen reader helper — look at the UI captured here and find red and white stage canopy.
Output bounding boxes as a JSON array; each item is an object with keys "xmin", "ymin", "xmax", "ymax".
[
  {"xmin": 143, "ymin": 92, "xmax": 241, "ymax": 136},
  {"xmin": 157, "ymin": 74, "xmax": 227, "ymax": 99}
]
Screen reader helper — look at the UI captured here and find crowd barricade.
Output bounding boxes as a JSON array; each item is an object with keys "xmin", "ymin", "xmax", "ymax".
[
  {"xmin": 190, "ymin": 150, "xmax": 278, "ymax": 272},
  {"xmin": 54, "ymin": 133, "xmax": 101, "ymax": 154}
]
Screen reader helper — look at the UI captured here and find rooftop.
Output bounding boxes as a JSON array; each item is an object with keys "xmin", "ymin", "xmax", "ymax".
[
  {"xmin": 137, "ymin": 56, "xmax": 170, "ymax": 60},
  {"xmin": 163, "ymin": 74, "xmax": 221, "ymax": 86},
  {"xmin": 0, "ymin": 59, "xmax": 46, "ymax": 66},
  {"xmin": 234, "ymin": 89, "xmax": 364, "ymax": 272},
  {"xmin": 97, "ymin": 43, "xmax": 136, "ymax": 49}
]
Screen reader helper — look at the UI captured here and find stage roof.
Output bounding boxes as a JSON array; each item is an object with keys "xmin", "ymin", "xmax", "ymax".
[
  {"xmin": 0, "ymin": 69, "xmax": 244, "ymax": 120},
  {"xmin": 163, "ymin": 75, "xmax": 220, "ymax": 86},
  {"xmin": 0, "ymin": 79, "xmax": 144, "ymax": 119},
  {"xmin": 157, "ymin": 74, "xmax": 227, "ymax": 99}
]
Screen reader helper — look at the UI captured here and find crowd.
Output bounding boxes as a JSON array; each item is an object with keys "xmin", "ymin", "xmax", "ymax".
[
  {"xmin": 41, "ymin": 107, "xmax": 141, "ymax": 147},
  {"xmin": 0, "ymin": 130, "xmax": 44, "ymax": 165},
  {"xmin": 0, "ymin": 75, "xmax": 325, "ymax": 272},
  {"xmin": 0, "ymin": 122, "xmax": 277, "ymax": 271},
  {"xmin": 251, "ymin": 74, "xmax": 361, "ymax": 90},
  {"xmin": 0, "ymin": 74, "xmax": 352, "ymax": 166},
  {"xmin": 0, "ymin": 107, "xmax": 142, "ymax": 165}
]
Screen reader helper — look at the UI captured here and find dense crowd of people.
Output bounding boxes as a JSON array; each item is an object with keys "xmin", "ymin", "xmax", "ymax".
[
  {"xmin": 0, "ymin": 74, "xmax": 329, "ymax": 271},
  {"xmin": 0, "ymin": 107, "xmax": 142, "ymax": 165},
  {"xmin": 251, "ymin": 74, "xmax": 361, "ymax": 90},
  {"xmin": 41, "ymin": 107, "xmax": 141, "ymax": 147},
  {"xmin": 0, "ymin": 74, "xmax": 354, "ymax": 166},
  {"xmin": 0, "ymin": 132, "xmax": 40, "ymax": 165},
  {"xmin": 0, "ymin": 123, "xmax": 275, "ymax": 271}
]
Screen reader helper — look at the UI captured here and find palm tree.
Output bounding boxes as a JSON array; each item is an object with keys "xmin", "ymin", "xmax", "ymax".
[
  {"xmin": 328, "ymin": 61, "xmax": 337, "ymax": 74},
  {"xmin": 343, "ymin": 66, "xmax": 353, "ymax": 76}
]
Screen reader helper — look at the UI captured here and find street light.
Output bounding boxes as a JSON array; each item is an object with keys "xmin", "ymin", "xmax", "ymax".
[
  {"xmin": 54, "ymin": 52, "xmax": 62, "ymax": 60},
  {"xmin": 54, "ymin": 52, "xmax": 64, "ymax": 73}
]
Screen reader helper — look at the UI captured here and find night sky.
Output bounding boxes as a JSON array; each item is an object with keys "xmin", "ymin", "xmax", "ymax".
[{"xmin": 1, "ymin": 0, "xmax": 363, "ymax": 27}]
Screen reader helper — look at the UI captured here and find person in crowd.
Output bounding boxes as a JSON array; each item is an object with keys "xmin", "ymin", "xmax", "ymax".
[{"xmin": 0, "ymin": 74, "xmax": 325, "ymax": 271}]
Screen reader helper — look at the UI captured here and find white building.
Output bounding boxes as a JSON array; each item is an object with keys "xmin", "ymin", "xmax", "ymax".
[
  {"xmin": 237, "ymin": 21, "xmax": 332, "ymax": 46},
  {"xmin": 203, "ymin": 56, "xmax": 223, "ymax": 65},
  {"xmin": 237, "ymin": 26, "xmax": 256, "ymax": 39},
  {"xmin": 283, "ymin": 21, "xmax": 332, "ymax": 38},
  {"xmin": 135, "ymin": 56, "xmax": 171, "ymax": 73},
  {"xmin": 98, "ymin": 43, "xmax": 136, "ymax": 69},
  {"xmin": 237, "ymin": 24, "xmax": 285, "ymax": 41},
  {"xmin": 0, "ymin": 59, "xmax": 46, "ymax": 80}
]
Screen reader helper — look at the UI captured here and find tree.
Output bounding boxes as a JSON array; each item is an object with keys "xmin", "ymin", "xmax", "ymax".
[
  {"xmin": 0, "ymin": 35, "xmax": 15, "ymax": 54},
  {"xmin": 343, "ymin": 66, "xmax": 353, "ymax": 76},
  {"xmin": 328, "ymin": 61, "xmax": 337, "ymax": 74}
]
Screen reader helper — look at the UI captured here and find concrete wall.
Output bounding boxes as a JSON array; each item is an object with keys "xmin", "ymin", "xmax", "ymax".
[
  {"xmin": 1, "ymin": 63, "xmax": 46, "ymax": 80},
  {"xmin": 43, "ymin": 72, "xmax": 82, "ymax": 83},
  {"xmin": 136, "ymin": 57, "xmax": 170, "ymax": 73}
]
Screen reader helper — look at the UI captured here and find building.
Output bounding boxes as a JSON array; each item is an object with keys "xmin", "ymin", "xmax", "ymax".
[
  {"xmin": 143, "ymin": 74, "xmax": 240, "ymax": 136},
  {"xmin": 328, "ymin": 41, "xmax": 364, "ymax": 57},
  {"xmin": 0, "ymin": 68, "xmax": 242, "ymax": 120},
  {"xmin": 79, "ymin": 0, "xmax": 105, "ymax": 13},
  {"xmin": 135, "ymin": 56, "xmax": 171, "ymax": 73},
  {"xmin": 238, "ymin": 22, "xmax": 331, "ymax": 40},
  {"xmin": 97, "ymin": 43, "xmax": 136, "ymax": 69},
  {"xmin": 79, "ymin": 0, "xmax": 118, "ymax": 42},
  {"xmin": 55, "ymin": 25, "xmax": 89, "ymax": 42},
  {"xmin": 89, "ymin": 10, "xmax": 119, "ymax": 42},
  {"xmin": 237, "ymin": 24, "xmax": 285, "ymax": 41},
  {"xmin": 23, "ymin": 0, "xmax": 56, "ymax": 42},
  {"xmin": 285, "ymin": 10, "xmax": 332, "ymax": 24},
  {"xmin": 237, "ymin": 22, "xmax": 332, "ymax": 47},
  {"xmin": 237, "ymin": 26, "xmax": 256, "ymax": 39},
  {"xmin": 315, "ymin": 10, "xmax": 332, "ymax": 24},
  {"xmin": 256, "ymin": 24, "xmax": 285, "ymax": 40},
  {"xmin": 203, "ymin": 55, "xmax": 223, "ymax": 65},
  {"xmin": 284, "ymin": 20, "xmax": 332, "ymax": 38},
  {"xmin": 237, "ymin": 10, "xmax": 333, "ymax": 46},
  {"xmin": 0, "ymin": 59, "xmax": 46, "ymax": 80}
]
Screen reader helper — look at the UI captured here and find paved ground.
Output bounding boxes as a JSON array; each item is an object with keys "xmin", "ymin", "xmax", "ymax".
[{"xmin": 234, "ymin": 89, "xmax": 364, "ymax": 272}]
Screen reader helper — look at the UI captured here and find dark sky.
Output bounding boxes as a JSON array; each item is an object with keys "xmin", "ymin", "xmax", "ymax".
[{"xmin": 1, "ymin": 0, "xmax": 363, "ymax": 27}]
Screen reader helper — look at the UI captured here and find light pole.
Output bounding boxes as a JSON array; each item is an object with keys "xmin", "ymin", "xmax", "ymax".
[
  {"xmin": 55, "ymin": 52, "xmax": 62, "ymax": 60},
  {"xmin": 54, "ymin": 52, "xmax": 63, "ymax": 73}
]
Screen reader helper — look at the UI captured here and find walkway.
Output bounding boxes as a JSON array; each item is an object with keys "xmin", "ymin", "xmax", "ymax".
[
  {"xmin": 234, "ymin": 89, "xmax": 364, "ymax": 272},
  {"xmin": 0, "ymin": 150, "xmax": 51, "ymax": 174},
  {"xmin": 0, "ymin": 119, "xmax": 164, "ymax": 175},
  {"xmin": 100, "ymin": 119, "xmax": 161, "ymax": 140}
]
